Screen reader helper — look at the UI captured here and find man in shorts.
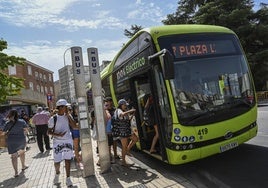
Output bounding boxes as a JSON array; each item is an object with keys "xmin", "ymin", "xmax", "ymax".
[{"xmin": 47, "ymin": 99, "xmax": 78, "ymax": 187}]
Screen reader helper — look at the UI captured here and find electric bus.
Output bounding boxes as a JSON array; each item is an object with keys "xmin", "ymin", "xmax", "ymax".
[{"xmin": 91, "ymin": 25, "xmax": 257, "ymax": 165}]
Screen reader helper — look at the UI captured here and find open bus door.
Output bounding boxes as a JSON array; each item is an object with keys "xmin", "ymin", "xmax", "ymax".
[
  {"xmin": 130, "ymin": 71, "xmax": 168, "ymax": 162},
  {"xmin": 124, "ymin": 49, "xmax": 173, "ymax": 162}
]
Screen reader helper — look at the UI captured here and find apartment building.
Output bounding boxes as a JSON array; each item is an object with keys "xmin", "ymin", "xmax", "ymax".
[
  {"xmin": 5, "ymin": 60, "xmax": 54, "ymax": 110},
  {"xmin": 58, "ymin": 65, "xmax": 90, "ymax": 104}
]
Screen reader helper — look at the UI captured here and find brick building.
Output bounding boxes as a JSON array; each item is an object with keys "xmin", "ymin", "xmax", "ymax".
[{"xmin": 4, "ymin": 60, "xmax": 54, "ymax": 113}]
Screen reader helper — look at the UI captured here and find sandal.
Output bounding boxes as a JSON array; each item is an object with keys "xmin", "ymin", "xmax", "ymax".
[
  {"xmin": 22, "ymin": 166, "xmax": 29, "ymax": 171},
  {"xmin": 126, "ymin": 152, "xmax": 133, "ymax": 157},
  {"xmin": 121, "ymin": 162, "xmax": 134, "ymax": 167},
  {"xmin": 150, "ymin": 150, "xmax": 157, "ymax": 154}
]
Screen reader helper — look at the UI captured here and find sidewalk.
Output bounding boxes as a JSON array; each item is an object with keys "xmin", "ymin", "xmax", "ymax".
[{"xmin": 0, "ymin": 138, "xmax": 194, "ymax": 188}]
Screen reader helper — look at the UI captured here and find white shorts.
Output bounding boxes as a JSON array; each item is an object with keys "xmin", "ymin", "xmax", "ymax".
[{"xmin": 53, "ymin": 142, "xmax": 73, "ymax": 163}]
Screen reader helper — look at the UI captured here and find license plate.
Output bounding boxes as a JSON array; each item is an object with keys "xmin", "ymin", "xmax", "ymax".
[{"xmin": 220, "ymin": 142, "xmax": 238, "ymax": 152}]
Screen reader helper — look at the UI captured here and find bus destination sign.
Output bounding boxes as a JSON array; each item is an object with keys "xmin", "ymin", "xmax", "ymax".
[{"xmin": 171, "ymin": 40, "xmax": 236, "ymax": 58}]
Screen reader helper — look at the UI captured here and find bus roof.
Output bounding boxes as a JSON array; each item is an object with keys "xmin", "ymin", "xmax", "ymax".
[
  {"xmin": 141, "ymin": 24, "xmax": 234, "ymax": 38},
  {"xmin": 110, "ymin": 24, "xmax": 235, "ymax": 67}
]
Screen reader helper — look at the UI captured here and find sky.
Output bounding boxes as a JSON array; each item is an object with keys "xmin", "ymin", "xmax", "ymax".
[
  {"xmin": 0, "ymin": 0, "xmax": 263, "ymax": 81},
  {"xmin": 0, "ymin": 0, "xmax": 177, "ymax": 80}
]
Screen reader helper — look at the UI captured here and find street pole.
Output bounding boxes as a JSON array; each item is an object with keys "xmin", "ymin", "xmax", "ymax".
[
  {"xmin": 63, "ymin": 48, "xmax": 71, "ymax": 102},
  {"xmin": 70, "ymin": 46, "xmax": 94, "ymax": 177},
  {"xmin": 87, "ymin": 47, "xmax": 110, "ymax": 173},
  {"xmin": 63, "ymin": 48, "xmax": 70, "ymax": 66}
]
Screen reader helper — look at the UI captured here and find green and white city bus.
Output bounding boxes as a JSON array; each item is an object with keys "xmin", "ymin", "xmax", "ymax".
[{"xmin": 90, "ymin": 25, "xmax": 257, "ymax": 165}]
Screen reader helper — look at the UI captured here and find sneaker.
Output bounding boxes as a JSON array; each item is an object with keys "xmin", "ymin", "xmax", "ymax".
[
  {"xmin": 53, "ymin": 174, "xmax": 60, "ymax": 184},
  {"xmin": 66, "ymin": 177, "xmax": 73, "ymax": 187},
  {"xmin": 114, "ymin": 155, "xmax": 121, "ymax": 159}
]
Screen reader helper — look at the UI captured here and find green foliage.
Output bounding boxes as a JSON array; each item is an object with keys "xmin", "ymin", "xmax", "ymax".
[
  {"xmin": 162, "ymin": 0, "xmax": 268, "ymax": 91},
  {"xmin": 124, "ymin": 25, "xmax": 144, "ymax": 38},
  {"xmin": 0, "ymin": 39, "xmax": 25, "ymax": 104}
]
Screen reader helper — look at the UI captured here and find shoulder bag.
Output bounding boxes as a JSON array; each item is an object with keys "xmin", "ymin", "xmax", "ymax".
[
  {"xmin": 0, "ymin": 120, "xmax": 16, "ymax": 148},
  {"xmin": 111, "ymin": 110, "xmax": 131, "ymax": 138}
]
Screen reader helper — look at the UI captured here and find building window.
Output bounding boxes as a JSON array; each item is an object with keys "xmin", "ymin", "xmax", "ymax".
[
  {"xmin": 41, "ymin": 86, "xmax": 44, "ymax": 93},
  {"xmin": 45, "ymin": 86, "xmax": 48, "ymax": 93},
  {"xmin": 50, "ymin": 86, "xmax": 54, "ymax": 94},
  {"xmin": 8, "ymin": 65, "xmax": 16, "ymax": 75},
  {"xmin": 37, "ymin": 85, "xmax": 40, "ymax": 92},
  {"xmin": 43, "ymin": 74, "xmax": 47, "ymax": 82},
  {"xmin": 35, "ymin": 71, "xmax": 39, "ymax": 79},
  {"xmin": 27, "ymin": 65, "xmax": 32, "ymax": 75},
  {"xmin": 39, "ymin": 73, "xmax": 43, "ymax": 81},
  {"xmin": 49, "ymin": 74, "xmax": 52, "ymax": 82},
  {"xmin": 29, "ymin": 82, "xmax": 34, "ymax": 90}
]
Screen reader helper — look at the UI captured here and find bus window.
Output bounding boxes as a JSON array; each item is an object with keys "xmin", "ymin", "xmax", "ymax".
[{"xmin": 170, "ymin": 55, "xmax": 255, "ymax": 126}]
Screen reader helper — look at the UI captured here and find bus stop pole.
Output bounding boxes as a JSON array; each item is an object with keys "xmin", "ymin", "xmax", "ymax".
[
  {"xmin": 70, "ymin": 46, "xmax": 94, "ymax": 177},
  {"xmin": 87, "ymin": 47, "xmax": 110, "ymax": 173}
]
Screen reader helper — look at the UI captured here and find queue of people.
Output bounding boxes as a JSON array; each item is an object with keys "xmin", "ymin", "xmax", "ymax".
[{"xmin": 0, "ymin": 95, "xmax": 158, "ymax": 186}]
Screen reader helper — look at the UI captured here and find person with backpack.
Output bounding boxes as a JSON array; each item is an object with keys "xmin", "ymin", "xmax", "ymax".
[{"xmin": 47, "ymin": 99, "xmax": 78, "ymax": 187}]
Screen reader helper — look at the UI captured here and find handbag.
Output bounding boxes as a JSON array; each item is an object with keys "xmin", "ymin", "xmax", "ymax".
[
  {"xmin": 111, "ymin": 110, "xmax": 131, "ymax": 138},
  {"xmin": 0, "ymin": 132, "xmax": 7, "ymax": 148},
  {"xmin": 0, "ymin": 120, "xmax": 16, "ymax": 148},
  {"xmin": 143, "ymin": 105, "xmax": 153, "ymax": 126}
]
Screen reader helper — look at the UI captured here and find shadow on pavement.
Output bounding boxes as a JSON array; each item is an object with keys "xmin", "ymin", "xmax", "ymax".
[{"xmin": 0, "ymin": 172, "xmax": 28, "ymax": 187}]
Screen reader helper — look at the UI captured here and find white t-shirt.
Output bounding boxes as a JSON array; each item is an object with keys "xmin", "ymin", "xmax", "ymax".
[{"xmin": 48, "ymin": 114, "xmax": 72, "ymax": 143}]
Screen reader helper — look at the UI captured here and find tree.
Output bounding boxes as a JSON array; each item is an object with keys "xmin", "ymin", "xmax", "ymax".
[
  {"xmin": 162, "ymin": 0, "xmax": 268, "ymax": 91},
  {"xmin": 0, "ymin": 39, "xmax": 25, "ymax": 104},
  {"xmin": 124, "ymin": 25, "xmax": 143, "ymax": 38}
]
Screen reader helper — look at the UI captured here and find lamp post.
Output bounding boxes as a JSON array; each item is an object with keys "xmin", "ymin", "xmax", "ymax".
[
  {"xmin": 63, "ymin": 48, "xmax": 71, "ymax": 101},
  {"xmin": 63, "ymin": 48, "xmax": 71, "ymax": 66}
]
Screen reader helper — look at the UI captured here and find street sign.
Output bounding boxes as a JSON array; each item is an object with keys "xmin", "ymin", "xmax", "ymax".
[
  {"xmin": 71, "ymin": 46, "xmax": 94, "ymax": 177},
  {"xmin": 87, "ymin": 47, "xmax": 110, "ymax": 173}
]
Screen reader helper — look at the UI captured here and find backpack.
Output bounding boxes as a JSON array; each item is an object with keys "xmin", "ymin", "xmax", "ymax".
[{"xmin": 50, "ymin": 115, "xmax": 57, "ymax": 139}]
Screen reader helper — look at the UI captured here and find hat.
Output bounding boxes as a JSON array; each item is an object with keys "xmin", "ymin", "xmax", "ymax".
[
  {"xmin": 37, "ymin": 107, "xmax": 43, "ymax": 112},
  {"xmin": 56, "ymin": 99, "xmax": 68, "ymax": 107},
  {"xmin": 118, "ymin": 99, "xmax": 128, "ymax": 106},
  {"xmin": 104, "ymin": 97, "xmax": 113, "ymax": 102}
]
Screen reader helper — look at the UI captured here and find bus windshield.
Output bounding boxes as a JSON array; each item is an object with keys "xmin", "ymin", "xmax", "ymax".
[{"xmin": 158, "ymin": 33, "xmax": 255, "ymax": 126}]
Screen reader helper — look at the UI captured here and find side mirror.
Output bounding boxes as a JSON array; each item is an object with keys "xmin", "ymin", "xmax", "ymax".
[
  {"xmin": 148, "ymin": 49, "xmax": 174, "ymax": 79},
  {"xmin": 160, "ymin": 50, "xmax": 174, "ymax": 79}
]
